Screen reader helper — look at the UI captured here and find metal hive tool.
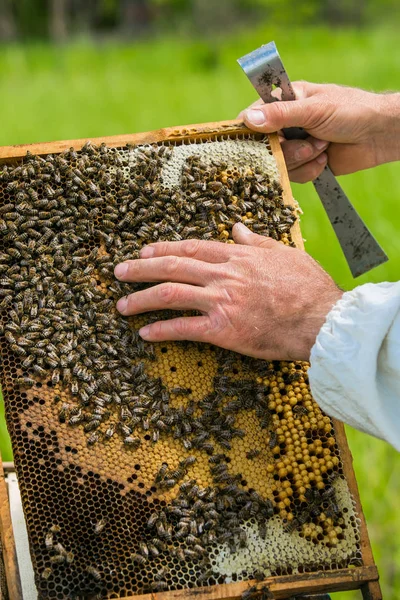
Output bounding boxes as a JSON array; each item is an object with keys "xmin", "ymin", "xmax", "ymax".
[
  {"xmin": 0, "ymin": 125, "xmax": 368, "ymax": 599},
  {"xmin": 237, "ymin": 41, "xmax": 389, "ymax": 278}
]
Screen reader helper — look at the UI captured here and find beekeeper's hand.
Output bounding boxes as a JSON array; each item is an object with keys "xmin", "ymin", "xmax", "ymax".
[
  {"xmin": 240, "ymin": 82, "xmax": 400, "ymax": 183},
  {"xmin": 114, "ymin": 224, "xmax": 342, "ymax": 361}
]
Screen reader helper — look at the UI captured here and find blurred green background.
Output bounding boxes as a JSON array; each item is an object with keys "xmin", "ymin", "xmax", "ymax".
[{"xmin": 0, "ymin": 1, "xmax": 399, "ymax": 598}]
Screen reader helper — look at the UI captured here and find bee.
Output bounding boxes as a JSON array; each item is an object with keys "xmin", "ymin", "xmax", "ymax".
[
  {"xmin": 160, "ymin": 478, "xmax": 176, "ymax": 489},
  {"xmin": 6, "ymin": 180, "xmax": 19, "ymax": 192},
  {"xmin": 246, "ymin": 449, "xmax": 261, "ymax": 459},
  {"xmin": 54, "ymin": 542, "xmax": 67, "ymax": 556},
  {"xmin": 10, "ymin": 343, "xmax": 27, "ymax": 357},
  {"xmin": 326, "ymin": 503, "xmax": 340, "ymax": 518},
  {"xmin": 58, "ymin": 403, "xmax": 70, "ymax": 422},
  {"xmin": 153, "ymin": 538, "xmax": 167, "ymax": 552},
  {"xmin": 87, "ymin": 432, "xmax": 100, "ymax": 445},
  {"xmin": 148, "ymin": 543, "xmax": 160, "ymax": 557},
  {"xmin": 183, "ymin": 438, "xmax": 192, "ymax": 450},
  {"xmin": 33, "ymin": 364, "xmax": 46, "ymax": 376},
  {"xmin": 322, "ymin": 485, "xmax": 336, "ymax": 500},
  {"xmin": 5, "ymin": 331, "xmax": 16, "ymax": 344},
  {"xmin": 150, "ymin": 581, "xmax": 168, "ymax": 591},
  {"xmin": 120, "ymin": 406, "xmax": 132, "ymax": 421},
  {"xmin": 309, "ymin": 505, "xmax": 321, "ymax": 518},
  {"xmin": 119, "ymin": 423, "xmax": 132, "ymax": 437},
  {"xmin": 241, "ymin": 585, "xmax": 258, "ymax": 600},
  {"xmin": 201, "ymin": 443, "xmax": 214, "ymax": 454},
  {"xmin": 147, "ymin": 512, "xmax": 159, "ymax": 529},
  {"xmin": 174, "ymin": 547, "xmax": 185, "ymax": 561},
  {"xmin": 85, "ymin": 418, "xmax": 101, "ymax": 432},
  {"xmin": 89, "ymin": 518, "xmax": 107, "ymax": 536},
  {"xmin": 41, "ymin": 567, "xmax": 52, "ymax": 580},
  {"xmin": 268, "ymin": 431, "xmax": 278, "ymax": 449},
  {"xmin": 155, "ymin": 462, "xmax": 168, "ymax": 483},
  {"xmin": 171, "ymin": 386, "xmax": 192, "ymax": 395},
  {"xmin": 86, "ymin": 566, "xmax": 102, "ymax": 582},
  {"xmin": 179, "ymin": 479, "xmax": 195, "ymax": 493},
  {"xmin": 87, "ymin": 181, "xmax": 100, "ymax": 194},
  {"xmin": 123, "ymin": 436, "xmax": 141, "ymax": 448},
  {"xmin": 50, "ymin": 555, "xmax": 65, "ymax": 564},
  {"xmin": 209, "ymin": 453, "xmax": 226, "ymax": 464},
  {"xmin": 181, "ymin": 548, "xmax": 197, "ymax": 559},
  {"xmin": 293, "ymin": 405, "xmax": 308, "ymax": 416},
  {"xmin": 45, "ymin": 531, "xmax": 54, "ymax": 550},
  {"xmin": 105, "ymin": 423, "xmax": 116, "ymax": 439},
  {"xmin": 51, "ymin": 368, "xmax": 60, "ymax": 384},
  {"xmin": 156, "ymin": 520, "xmax": 166, "ymax": 538},
  {"xmin": 154, "ymin": 567, "xmax": 168, "ymax": 581},
  {"xmin": 14, "ymin": 376, "xmax": 35, "ymax": 388},
  {"xmin": 131, "ymin": 552, "xmax": 147, "ymax": 565}
]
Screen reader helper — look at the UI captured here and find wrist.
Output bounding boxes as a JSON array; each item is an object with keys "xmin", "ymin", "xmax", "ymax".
[
  {"xmin": 292, "ymin": 288, "xmax": 344, "ymax": 361},
  {"xmin": 374, "ymin": 92, "xmax": 400, "ymax": 165}
]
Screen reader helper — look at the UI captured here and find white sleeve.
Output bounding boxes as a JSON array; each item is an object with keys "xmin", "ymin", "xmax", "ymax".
[{"xmin": 308, "ymin": 282, "xmax": 400, "ymax": 451}]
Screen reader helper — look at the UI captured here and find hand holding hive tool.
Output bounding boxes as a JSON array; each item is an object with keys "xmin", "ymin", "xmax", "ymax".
[{"xmin": 237, "ymin": 41, "xmax": 388, "ymax": 278}]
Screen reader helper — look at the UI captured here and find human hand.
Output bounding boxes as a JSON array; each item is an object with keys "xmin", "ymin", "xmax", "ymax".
[
  {"xmin": 240, "ymin": 82, "xmax": 400, "ymax": 183},
  {"xmin": 114, "ymin": 223, "xmax": 342, "ymax": 361}
]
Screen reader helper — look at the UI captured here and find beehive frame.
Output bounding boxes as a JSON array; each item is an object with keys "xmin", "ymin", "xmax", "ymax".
[{"xmin": 0, "ymin": 120, "xmax": 381, "ymax": 600}]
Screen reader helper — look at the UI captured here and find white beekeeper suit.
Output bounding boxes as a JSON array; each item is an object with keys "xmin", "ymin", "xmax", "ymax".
[{"xmin": 309, "ymin": 281, "xmax": 400, "ymax": 451}]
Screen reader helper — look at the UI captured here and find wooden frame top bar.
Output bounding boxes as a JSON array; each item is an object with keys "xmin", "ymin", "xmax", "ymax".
[{"xmin": 0, "ymin": 119, "xmax": 257, "ymax": 161}]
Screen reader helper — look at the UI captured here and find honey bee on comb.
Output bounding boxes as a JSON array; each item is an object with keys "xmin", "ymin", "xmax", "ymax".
[{"xmin": 0, "ymin": 134, "xmax": 362, "ymax": 599}]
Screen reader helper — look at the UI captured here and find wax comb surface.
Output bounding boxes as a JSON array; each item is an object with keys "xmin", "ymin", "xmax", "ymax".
[{"xmin": 0, "ymin": 134, "xmax": 361, "ymax": 599}]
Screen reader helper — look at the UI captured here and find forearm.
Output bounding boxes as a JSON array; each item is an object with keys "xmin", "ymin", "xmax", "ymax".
[
  {"xmin": 308, "ymin": 282, "xmax": 400, "ymax": 451},
  {"xmin": 375, "ymin": 92, "xmax": 400, "ymax": 166}
]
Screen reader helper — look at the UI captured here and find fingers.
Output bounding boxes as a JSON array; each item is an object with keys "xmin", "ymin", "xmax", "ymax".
[
  {"xmin": 281, "ymin": 137, "xmax": 329, "ymax": 170},
  {"xmin": 237, "ymin": 98, "xmax": 263, "ymax": 119},
  {"xmin": 116, "ymin": 283, "xmax": 211, "ymax": 316},
  {"xmin": 139, "ymin": 238, "xmax": 236, "ymax": 263},
  {"xmin": 237, "ymin": 81, "xmax": 322, "ymax": 120},
  {"xmin": 114, "ymin": 256, "xmax": 221, "ymax": 286},
  {"xmin": 232, "ymin": 223, "xmax": 279, "ymax": 249},
  {"xmin": 291, "ymin": 81, "xmax": 325, "ymax": 100},
  {"xmin": 139, "ymin": 315, "xmax": 212, "ymax": 343},
  {"xmin": 288, "ymin": 153, "xmax": 328, "ymax": 184},
  {"xmin": 243, "ymin": 97, "xmax": 314, "ymax": 132}
]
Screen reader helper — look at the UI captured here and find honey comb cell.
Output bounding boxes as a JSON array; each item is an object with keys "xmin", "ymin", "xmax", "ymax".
[{"xmin": 0, "ymin": 131, "xmax": 362, "ymax": 599}]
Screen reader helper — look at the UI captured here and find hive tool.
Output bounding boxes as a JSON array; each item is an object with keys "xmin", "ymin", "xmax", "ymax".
[{"xmin": 237, "ymin": 41, "xmax": 388, "ymax": 278}]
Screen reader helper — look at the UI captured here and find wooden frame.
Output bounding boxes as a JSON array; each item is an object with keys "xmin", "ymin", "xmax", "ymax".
[
  {"xmin": 0, "ymin": 121, "xmax": 381, "ymax": 599},
  {"xmin": 0, "ymin": 454, "xmax": 23, "ymax": 600}
]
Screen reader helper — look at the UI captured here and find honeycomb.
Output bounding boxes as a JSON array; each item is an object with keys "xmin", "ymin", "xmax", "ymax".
[{"xmin": 0, "ymin": 133, "xmax": 362, "ymax": 599}]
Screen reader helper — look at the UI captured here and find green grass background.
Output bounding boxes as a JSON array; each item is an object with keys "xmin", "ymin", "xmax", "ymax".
[{"xmin": 0, "ymin": 26, "xmax": 399, "ymax": 598}]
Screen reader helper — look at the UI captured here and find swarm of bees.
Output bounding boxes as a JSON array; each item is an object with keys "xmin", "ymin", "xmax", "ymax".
[{"xmin": 0, "ymin": 139, "xmax": 356, "ymax": 597}]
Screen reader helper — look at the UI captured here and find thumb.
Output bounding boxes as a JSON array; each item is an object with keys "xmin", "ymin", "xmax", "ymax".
[
  {"xmin": 243, "ymin": 98, "xmax": 312, "ymax": 133},
  {"xmin": 232, "ymin": 223, "xmax": 278, "ymax": 249}
]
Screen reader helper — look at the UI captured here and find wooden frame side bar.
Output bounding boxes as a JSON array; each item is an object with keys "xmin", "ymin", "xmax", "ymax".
[
  {"xmin": 271, "ymin": 132, "xmax": 380, "ymax": 597},
  {"xmin": 0, "ymin": 454, "xmax": 23, "ymax": 600}
]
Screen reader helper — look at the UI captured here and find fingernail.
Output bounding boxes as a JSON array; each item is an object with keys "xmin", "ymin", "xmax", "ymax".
[
  {"xmin": 116, "ymin": 296, "xmax": 128, "ymax": 314},
  {"xmin": 114, "ymin": 262, "xmax": 128, "ymax": 278},
  {"xmin": 245, "ymin": 109, "xmax": 266, "ymax": 126},
  {"xmin": 312, "ymin": 139, "xmax": 329, "ymax": 151},
  {"xmin": 294, "ymin": 143, "xmax": 313, "ymax": 162},
  {"xmin": 139, "ymin": 325, "xmax": 150, "ymax": 338},
  {"xmin": 316, "ymin": 152, "xmax": 328, "ymax": 165},
  {"xmin": 140, "ymin": 246, "xmax": 154, "ymax": 258}
]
